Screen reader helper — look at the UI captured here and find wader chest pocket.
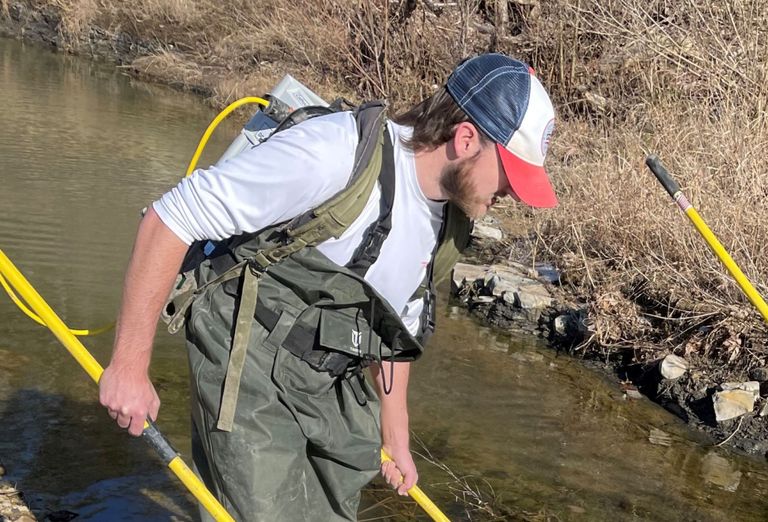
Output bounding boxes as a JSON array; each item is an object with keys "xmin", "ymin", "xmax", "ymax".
[{"xmin": 319, "ymin": 308, "xmax": 380, "ymax": 358}]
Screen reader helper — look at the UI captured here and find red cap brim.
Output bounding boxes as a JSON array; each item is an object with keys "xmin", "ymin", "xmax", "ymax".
[{"xmin": 497, "ymin": 144, "xmax": 557, "ymax": 208}]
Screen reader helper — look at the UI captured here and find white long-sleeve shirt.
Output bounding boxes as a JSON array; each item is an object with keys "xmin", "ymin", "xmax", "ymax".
[{"xmin": 153, "ymin": 112, "xmax": 445, "ymax": 334}]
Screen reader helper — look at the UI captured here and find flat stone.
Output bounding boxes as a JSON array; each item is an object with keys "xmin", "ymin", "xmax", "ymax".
[
  {"xmin": 514, "ymin": 285, "xmax": 554, "ymax": 310},
  {"xmin": 713, "ymin": 389, "xmax": 757, "ymax": 422},
  {"xmin": 472, "ymin": 222, "xmax": 503, "ymax": 241},
  {"xmin": 660, "ymin": 354, "xmax": 688, "ymax": 380},
  {"xmin": 452, "ymin": 262, "xmax": 488, "ymax": 288},
  {"xmin": 721, "ymin": 381, "xmax": 760, "ymax": 398}
]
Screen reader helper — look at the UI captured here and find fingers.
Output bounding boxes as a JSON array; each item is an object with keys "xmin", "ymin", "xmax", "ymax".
[
  {"xmin": 149, "ymin": 394, "xmax": 161, "ymax": 423},
  {"xmin": 380, "ymin": 460, "xmax": 419, "ymax": 496},
  {"xmin": 128, "ymin": 413, "xmax": 146, "ymax": 437},
  {"xmin": 398, "ymin": 467, "xmax": 418, "ymax": 495},
  {"xmin": 381, "ymin": 460, "xmax": 400, "ymax": 490}
]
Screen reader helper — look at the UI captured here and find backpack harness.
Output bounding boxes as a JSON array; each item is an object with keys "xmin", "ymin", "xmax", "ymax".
[{"xmin": 162, "ymin": 101, "xmax": 471, "ymax": 431}]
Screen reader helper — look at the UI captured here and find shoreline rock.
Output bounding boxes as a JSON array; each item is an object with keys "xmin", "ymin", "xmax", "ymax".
[
  {"xmin": 0, "ymin": 481, "xmax": 36, "ymax": 522},
  {"xmin": 455, "ymin": 230, "xmax": 768, "ymax": 461}
]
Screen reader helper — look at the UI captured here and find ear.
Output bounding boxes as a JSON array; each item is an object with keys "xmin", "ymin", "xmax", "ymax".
[{"xmin": 452, "ymin": 121, "xmax": 484, "ymax": 159}]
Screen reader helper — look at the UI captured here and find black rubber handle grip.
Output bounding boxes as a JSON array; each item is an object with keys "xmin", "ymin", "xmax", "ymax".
[
  {"xmin": 645, "ymin": 154, "xmax": 681, "ymax": 198},
  {"xmin": 142, "ymin": 420, "xmax": 178, "ymax": 464}
]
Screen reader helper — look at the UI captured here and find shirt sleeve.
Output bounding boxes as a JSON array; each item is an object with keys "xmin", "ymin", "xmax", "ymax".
[
  {"xmin": 400, "ymin": 297, "xmax": 424, "ymax": 336},
  {"xmin": 153, "ymin": 112, "xmax": 359, "ymax": 245}
]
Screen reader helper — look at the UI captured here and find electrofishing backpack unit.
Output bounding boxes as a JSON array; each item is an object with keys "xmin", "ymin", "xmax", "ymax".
[{"xmin": 160, "ymin": 76, "xmax": 472, "ymax": 368}]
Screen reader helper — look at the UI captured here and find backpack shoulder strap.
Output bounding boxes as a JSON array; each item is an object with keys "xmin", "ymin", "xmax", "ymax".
[
  {"xmin": 432, "ymin": 202, "xmax": 472, "ymax": 286},
  {"xmin": 253, "ymin": 101, "xmax": 389, "ymax": 267}
]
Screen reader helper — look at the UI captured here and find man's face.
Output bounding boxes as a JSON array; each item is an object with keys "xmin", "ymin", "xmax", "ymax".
[{"xmin": 439, "ymin": 143, "xmax": 517, "ymax": 219}]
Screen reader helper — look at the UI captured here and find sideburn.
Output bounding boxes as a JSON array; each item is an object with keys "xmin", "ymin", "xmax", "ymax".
[{"xmin": 439, "ymin": 152, "xmax": 482, "ymax": 218}]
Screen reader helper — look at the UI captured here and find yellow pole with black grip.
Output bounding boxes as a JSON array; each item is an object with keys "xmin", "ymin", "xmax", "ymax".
[
  {"xmin": 380, "ymin": 449, "xmax": 451, "ymax": 522},
  {"xmin": 0, "ymin": 248, "xmax": 234, "ymax": 522},
  {"xmin": 645, "ymin": 155, "xmax": 768, "ymax": 323}
]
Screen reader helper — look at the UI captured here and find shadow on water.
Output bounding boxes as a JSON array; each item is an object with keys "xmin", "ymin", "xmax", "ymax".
[{"xmin": 0, "ymin": 386, "xmax": 196, "ymax": 521}]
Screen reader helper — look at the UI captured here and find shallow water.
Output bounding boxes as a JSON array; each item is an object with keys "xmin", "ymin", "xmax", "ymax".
[{"xmin": 2, "ymin": 36, "xmax": 768, "ymax": 521}]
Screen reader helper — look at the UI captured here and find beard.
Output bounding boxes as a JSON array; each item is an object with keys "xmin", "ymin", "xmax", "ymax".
[{"xmin": 438, "ymin": 152, "xmax": 485, "ymax": 219}]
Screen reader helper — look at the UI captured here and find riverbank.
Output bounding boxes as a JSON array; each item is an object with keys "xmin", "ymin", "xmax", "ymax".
[
  {"xmin": 458, "ymin": 221, "xmax": 768, "ymax": 459},
  {"xmin": 3, "ymin": 0, "xmax": 768, "ymax": 488}
]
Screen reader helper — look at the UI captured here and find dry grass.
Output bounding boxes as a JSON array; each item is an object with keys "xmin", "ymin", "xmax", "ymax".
[{"xmin": 6, "ymin": 0, "xmax": 768, "ymax": 368}]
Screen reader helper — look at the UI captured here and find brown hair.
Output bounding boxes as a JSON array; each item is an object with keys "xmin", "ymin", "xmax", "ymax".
[{"xmin": 392, "ymin": 87, "xmax": 490, "ymax": 153}]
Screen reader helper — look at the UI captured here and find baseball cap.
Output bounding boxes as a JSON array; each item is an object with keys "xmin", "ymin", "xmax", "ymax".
[{"xmin": 446, "ymin": 53, "xmax": 557, "ymax": 208}]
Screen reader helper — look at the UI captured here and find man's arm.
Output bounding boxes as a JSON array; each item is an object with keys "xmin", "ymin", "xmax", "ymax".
[
  {"xmin": 99, "ymin": 207, "xmax": 189, "ymax": 436},
  {"xmin": 369, "ymin": 361, "xmax": 418, "ymax": 495}
]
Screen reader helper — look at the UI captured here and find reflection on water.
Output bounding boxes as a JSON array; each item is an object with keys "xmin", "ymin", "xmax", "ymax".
[
  {"xmin": 414, "ymin": 309, "xmax": 768, "ymax": 520},
  {"xmin": 2, "ymin": 36, "xmax": 768, "ymax": 521}
]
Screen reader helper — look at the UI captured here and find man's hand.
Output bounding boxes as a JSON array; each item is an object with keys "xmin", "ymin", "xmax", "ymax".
[
  {"xmin": 381, "ymin": 444, "xmax": 418, "ymax": 496},
  {"xmin": 99, "ymin": 363, "xmax": 160, "ymax": 436}
]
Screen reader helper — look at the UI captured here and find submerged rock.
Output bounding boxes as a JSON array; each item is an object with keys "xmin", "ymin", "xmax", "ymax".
[
  {"xmin": 701, "ymin": 452, "xmax": 742, "ymax": 492},
  {"xmin": 648, "ymin": 428, "xmax": 672, "ymax": 446}
]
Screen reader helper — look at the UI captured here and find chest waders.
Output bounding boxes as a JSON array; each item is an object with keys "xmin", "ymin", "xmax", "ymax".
[{"xmin": 163, "ymin": 101, "xmax": 472, "ymax": 433}]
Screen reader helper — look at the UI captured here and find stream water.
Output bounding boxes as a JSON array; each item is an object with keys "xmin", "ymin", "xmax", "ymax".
[{"xmin": 2, "ymin": 37, "xmax": 768, "ymax": 521}]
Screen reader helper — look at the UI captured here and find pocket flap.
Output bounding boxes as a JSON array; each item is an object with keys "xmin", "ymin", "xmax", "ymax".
[{"xmin": 319, "ymin": 307, "xmax": 379, "ymax": 358}]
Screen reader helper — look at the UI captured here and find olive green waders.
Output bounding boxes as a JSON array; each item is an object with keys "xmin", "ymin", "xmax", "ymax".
[
  {"xmin": 162, "ymin": 102, "xmax": 472, "ymax": 521},
  {"xmin": 186, "ymin": 276, "xmax": 382, "ymax": 521}
]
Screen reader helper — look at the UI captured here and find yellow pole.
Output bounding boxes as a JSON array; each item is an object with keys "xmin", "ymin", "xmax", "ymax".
[
  {"xmin": 380, "ymin": 449, "xmax": 451, "ymax": 522},
  {"xmin": 0, "ymin": 248, "xmax": 234, "ymax": 522},
  {"xmin": 682, "ymin": 206, "xmax": 768, "ymax": 322},
  {"xmin": 645, "ymin": 155, "xmax": 768, "ymax": 323}
]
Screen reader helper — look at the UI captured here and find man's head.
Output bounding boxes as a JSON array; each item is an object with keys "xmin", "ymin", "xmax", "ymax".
[
  {"xmin": 395, "ymin": 53, "xmax": 556, "ymax": 218},
  {"xmin": 446, "ymin": 53, "xmax": 556, "ymax": 209}
]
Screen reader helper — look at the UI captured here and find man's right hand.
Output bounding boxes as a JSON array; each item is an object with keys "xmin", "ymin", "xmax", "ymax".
[{"xmin": 99, "ymin": 362, "xmax": 160, "ymax": 437}]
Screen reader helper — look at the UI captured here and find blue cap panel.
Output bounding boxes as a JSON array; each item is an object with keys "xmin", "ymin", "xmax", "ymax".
[{"xmin": 446, "ymin": 53, "xmax": 532, "ymax": 145}]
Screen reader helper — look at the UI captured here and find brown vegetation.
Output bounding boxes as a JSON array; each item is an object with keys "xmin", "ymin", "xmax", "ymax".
[{"xmin": 3, "ymin": 0, "xmax": 768, "ymax": 374}]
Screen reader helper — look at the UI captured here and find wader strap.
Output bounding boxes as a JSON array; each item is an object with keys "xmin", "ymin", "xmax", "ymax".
[
  {"xmin": 167, "ymin": 260, "xmax": 248, "ymax": 334},
  {"xmin": 217, "ymin": 265, "xmax": 261, "ymax": 431}
]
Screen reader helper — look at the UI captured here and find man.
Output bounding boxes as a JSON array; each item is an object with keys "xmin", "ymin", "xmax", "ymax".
[{"xmin": 99, "ymin": 53, "xmax": 556, "ymax": 520}]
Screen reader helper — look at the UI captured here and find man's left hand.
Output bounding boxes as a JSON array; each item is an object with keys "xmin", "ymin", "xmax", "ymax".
[{"xmin": 381, "ymin": 444, "xmax": 418, "ymax": 496}]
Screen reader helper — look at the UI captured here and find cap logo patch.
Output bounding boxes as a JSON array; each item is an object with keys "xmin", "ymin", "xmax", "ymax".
[{"xmin": 541, "ymin": 119, "xmax": 555, "ymax": 157}]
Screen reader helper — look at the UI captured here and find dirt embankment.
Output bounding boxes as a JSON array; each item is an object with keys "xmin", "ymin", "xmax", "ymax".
[{"xmin": 4, "ymin": 0, "xmax": 768, "ymax": 460}]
